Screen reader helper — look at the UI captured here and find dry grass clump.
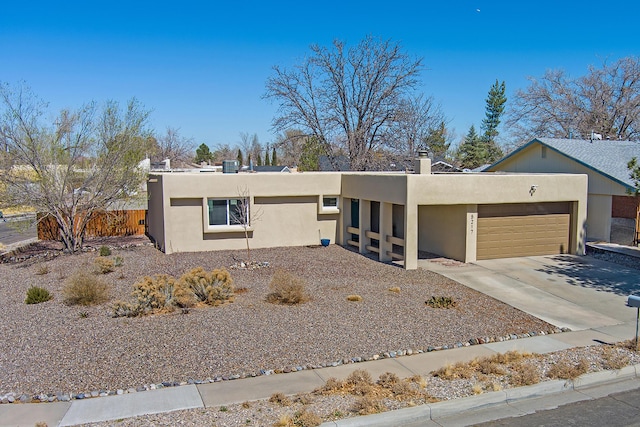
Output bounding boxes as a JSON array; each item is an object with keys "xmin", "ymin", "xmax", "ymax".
[
  {"xmin": 269, "ymin": 392, "xmax": 292, "ymax": 406},
  {"xmin": 352, "ymin": 395, "xmax": 384, "ymax": 415},
  {"xmin": 547, "ymin": 359, "xmax": 590, "ymax": 379},
  {"xmin": 388, "ymin": 286, "xmax": 401, "ymax": 293},
  {"xmin": 62, "ymin": 271, "xmax": 110, "ymax": 306},
  {"xmin": 509, "ymin": 362, "xmax": 541, "ymax": 386},
  {"xmin": 266, "ymin": 269, "xmax": 309, "ymax": 305},
  {"xmin": 35, "ymin": 264, "xmax": 49, "ymax": 275},
  {"xmin": 292, "ymin": 409, "xmax": 322, "ymax": 427},
  {"xmin": 600, "ymin": 346, "xmax": 630, "ymax": 370},
  {"xmin": 432, "ymin": 350, "xmax": 540, "ymax": 386},
  {"xmin": 425, "ymin": 296, "xmax": 457, "ymax": 309},
  {"xmin": 93, "ymin": 257, "xmax": 115, "ymax": 274},
  {"xmin": 314, "ymin": 369, "xmax": 434, "ymax": 417},
  {"xmin": 346, "ymin": 294, "xmax": 363, "ymax": 302}
]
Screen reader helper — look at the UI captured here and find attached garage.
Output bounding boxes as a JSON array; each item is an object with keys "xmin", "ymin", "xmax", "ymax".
[{"xmin": 477, "ymin": 202, "xmax": 571, "ymax": 260}]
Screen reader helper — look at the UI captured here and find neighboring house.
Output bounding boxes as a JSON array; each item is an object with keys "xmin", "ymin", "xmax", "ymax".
[
  {"xmin": 147, "ymin": 155, "xmax": 588, "ymax": 270},
  {"xmin": 486, "ymin": 138, "xmax": 640, "ymax": 244},
  {"xmin": 431, "ymin": 161, "xmax": 462, "ymax": 173}
]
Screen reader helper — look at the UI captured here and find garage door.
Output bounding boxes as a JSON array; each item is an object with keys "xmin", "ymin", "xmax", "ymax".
[{"xmin": 477, "ymin": 203, "xmax": 570, "ymax": 260}]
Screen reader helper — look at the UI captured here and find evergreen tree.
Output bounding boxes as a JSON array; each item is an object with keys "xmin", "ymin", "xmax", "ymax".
[
  {"xmin": 480, "ymin": 80, "xmax": 506, "ymax": 163},
  {"xmin": 264, "ymin": 146, "xmax": 271, "ymax": 166},
  {"xmin": 194, "ymin": 143, "xmax": 213, "ymax": 163},
  {"xmin": 256, "ymin": 153, "xmax": 263, "ymax": 166},
  {"xmin": 237, "ymin": 149, "xmax": 243, "ymax": 166},
  {"xmin": 298, "ymin": 136, "xmax": 324, "ymax": 171},
  {"xmin": 271, "ymin": 147, "xmax": 278, "ymax": 166},
  {"xmin": 422, "ymin": 121, "xmax": 450, "ymax": 160},
  {"xmin": 457, "ymin": 125, "xmax": 487, "ymax": 169},
  {"xmin": 247, "ymin": 153, "xmax": 252, "ymax": 167}
]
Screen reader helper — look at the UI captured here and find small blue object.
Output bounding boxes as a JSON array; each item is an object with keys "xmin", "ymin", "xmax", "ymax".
[{"xmin": 320, "ymin": 238, "xmax": 330, "ymax": 247}]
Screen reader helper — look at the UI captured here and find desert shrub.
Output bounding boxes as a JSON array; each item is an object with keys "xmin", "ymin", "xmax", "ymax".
[
  {"xmin": 346, "ymin": 294, "xmax": 362, "ymax": 302},
  {"xmin": 266, "ymin": 269, "xmax": 309, "ymax": 305},
  {"xmin": 377, "ymin": 372, "xmax": 399, "ymax": 389},
  {"xmin": 112, "ymin": 301, "xmax": 141, "ymax": 318},
  {"xmin": 269, "ymin": 392, "xmax": 291, "ymax": 406},
  {"xmin": 509, "ymin": 362, "xmax": 541, "ymax": 386},
  {"xmin": 425, "ymin": 296, "xmax": 457, "ymax": 309},
  {"xmin": 99, "ymin": 246, "xmax": 111, "ymax": 256},
  {"xmin": 600, "ymin": 346, "xmax": 630, "ymax": 370},
  {"xmin": 471, "ymin": 383, "xmax": 483, "ymax": 395},
  {"xmin": 547, "ymin": 359, "xmax": 589, "ymax": 379},
  {"xmin": 179, "ymin": 267, "xmax": 234, "ymax": 306},
  {"xmin": 293, "ymin": 409, "xmax": 322, "ymax": 427},
  {"xmin": 114, "ymin": 256, "xmax": 124, "ymax": 267},
  {"xmin": 132, "ymin": 274, "xmax": 193, "ymax": 313},
  {"xmin": 352, "ymin": 395, "xmax": 383, "ymax": 415},
  {"xmin": 432, "ymin": 361, "xmax": 475, "ymax": 380},
  {"xmin": 93, "ymin": 257, "xmax": 115, "ymax": 274},
  {"xmin": 315, "ymin": 377, "xmax": 343, "ymax": 394},
  {"xmin": 62, "ymin": 271, "xmax": 109, "ymax": 306},
  {"xmin": 274, "ymin": 414, "xmax": 293, "ymax": 427},
  {"xmin": 25, "ymin": 286, "xmax": 52, "ymax": 304}
]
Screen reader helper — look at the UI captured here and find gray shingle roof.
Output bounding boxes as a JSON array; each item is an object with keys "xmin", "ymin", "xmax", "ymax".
[{"xmin": 536, "ymin": 138, "xmax": 640, "ymax": 188}]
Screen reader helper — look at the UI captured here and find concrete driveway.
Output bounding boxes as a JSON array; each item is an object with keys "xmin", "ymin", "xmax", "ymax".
[{"xmin": 420, "ymin": 254, "xmax": 639, "ymax": 336}]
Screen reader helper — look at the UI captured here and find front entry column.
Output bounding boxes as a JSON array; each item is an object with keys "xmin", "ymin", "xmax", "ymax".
[
  {"xmin": 379, "ymin": 202, "xmax": 393, "ymax": 262},
  {"xmin": 359, "ymin": 200, "xmax": 371, "ymax": 254}
]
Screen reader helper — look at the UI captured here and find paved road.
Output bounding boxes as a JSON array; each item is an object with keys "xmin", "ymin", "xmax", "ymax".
[
  {"xmin": 476, "ymin": 387, "xmax": 640, "ymax": 427},
  {"xmin": 0, "ymin": 218, "xmax": 36, "ymax": 246}
]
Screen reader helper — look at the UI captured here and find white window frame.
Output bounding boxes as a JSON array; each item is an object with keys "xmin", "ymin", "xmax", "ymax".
[
  {"xmin": 203, "ymin": 197, "xmax": 252, "ymax": 233},
  {"xmin": 318, "ymin": 195, "xmax": 340, "ymax": 214}
]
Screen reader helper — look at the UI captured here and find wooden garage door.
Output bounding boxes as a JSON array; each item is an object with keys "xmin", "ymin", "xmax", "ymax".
[{"xmin": 477, "ymin": 203, "xmax": 570, "ymax": 260}]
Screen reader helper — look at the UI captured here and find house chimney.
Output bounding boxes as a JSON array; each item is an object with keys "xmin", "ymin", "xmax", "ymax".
[{"xmin": 413, "ymin": 150, "xmax": 431, "ymax": 174}]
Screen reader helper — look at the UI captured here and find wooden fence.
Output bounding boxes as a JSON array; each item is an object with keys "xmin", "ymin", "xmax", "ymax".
[{"xmin": 38, "ymin": 210, "xmax": 147, "ymax": 240}]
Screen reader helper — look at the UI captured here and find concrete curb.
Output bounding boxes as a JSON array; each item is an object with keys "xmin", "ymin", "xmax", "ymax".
[{"xmin": 320, "ymin": 365, "xmax": 640, "ymax": 426}]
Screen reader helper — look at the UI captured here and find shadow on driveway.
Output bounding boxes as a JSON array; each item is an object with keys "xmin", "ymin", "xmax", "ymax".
[{"xmin": 535, "ymin": 255, "xmax": 640, "ymax": 296}]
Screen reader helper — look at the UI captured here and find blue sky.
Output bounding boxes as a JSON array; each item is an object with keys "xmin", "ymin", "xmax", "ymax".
[{"xmin": 2, "ymin": 1, "xmax": 639, "ymax": 150}]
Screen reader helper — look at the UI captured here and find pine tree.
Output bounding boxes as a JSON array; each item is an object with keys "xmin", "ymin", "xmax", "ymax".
[
  {"xmin": 457, "ymin": 125, "xmax": 487, "ymax": 169},
  {"xmin": 271, "ymin": 147, "xmax": 278, "ymax": 166},
  {"xmin": 237, "ymin": 149, "xmax": 243, "ymax": 166},
  {"xmin": 422, "ymin": 121, "xmax": 450, "ymax": 160},
  {"xmin": 264, "ymin": 146, "xmax": 271, "ymax": 166},
  {"xmin": 256, "ymin": 153, "xmax": 263, "ymax": 166},
  {"xmin": 480, "ymin": 80, "xmax": 506, "ymax": 163},
  {"xmin": 194, "ymin": 143, "xmax": 213, "ymax": 164}
]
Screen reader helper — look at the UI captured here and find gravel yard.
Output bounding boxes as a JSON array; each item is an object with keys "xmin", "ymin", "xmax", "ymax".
[{"xmin": 0, "ymin": 237, "xmax": 557, "ymax": 399}]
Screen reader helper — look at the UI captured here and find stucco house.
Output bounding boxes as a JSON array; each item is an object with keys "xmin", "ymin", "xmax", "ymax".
[
  {"xmin": 486, "ymin": 138, "xmax": 640, "ymax": 244},
  {"xmin": 147, "ymin": 155, "xmax": 588, "ymax": 270}
]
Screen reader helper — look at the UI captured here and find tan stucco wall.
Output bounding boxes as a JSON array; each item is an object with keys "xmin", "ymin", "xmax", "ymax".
[
  {"xmin": 487, "ymin": 142, "xmax": 628, "ymax": 241},
  {"xmin": 418, "ymin": 205, "xmax": 470, "ymax": 261},
  {"xmin": 148, "ymin": 172, "xmax": 342, "ymax": 254}
]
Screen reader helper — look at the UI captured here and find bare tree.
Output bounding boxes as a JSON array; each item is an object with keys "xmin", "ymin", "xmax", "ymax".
[
  {"xmin": 387, "ymin": 94, "xmax": 447, "ymax": 158},
  {"xmin": 229, "ymin": 186, "xmax": 263, "ymax": 262},
  {"xmin": 0, "ymin": 82, "xmax": 151, "ymax": 252},
  {"xmin": 265, "ymin": 36, "xmax": 424, "ymax": 170},
  {"xmin": 507, "ymin": 57, "xmax": 640, "ymax": 141},
  {"xmin": 153, "ymin": 127, "xmax": 196, "ymax": 165}
]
